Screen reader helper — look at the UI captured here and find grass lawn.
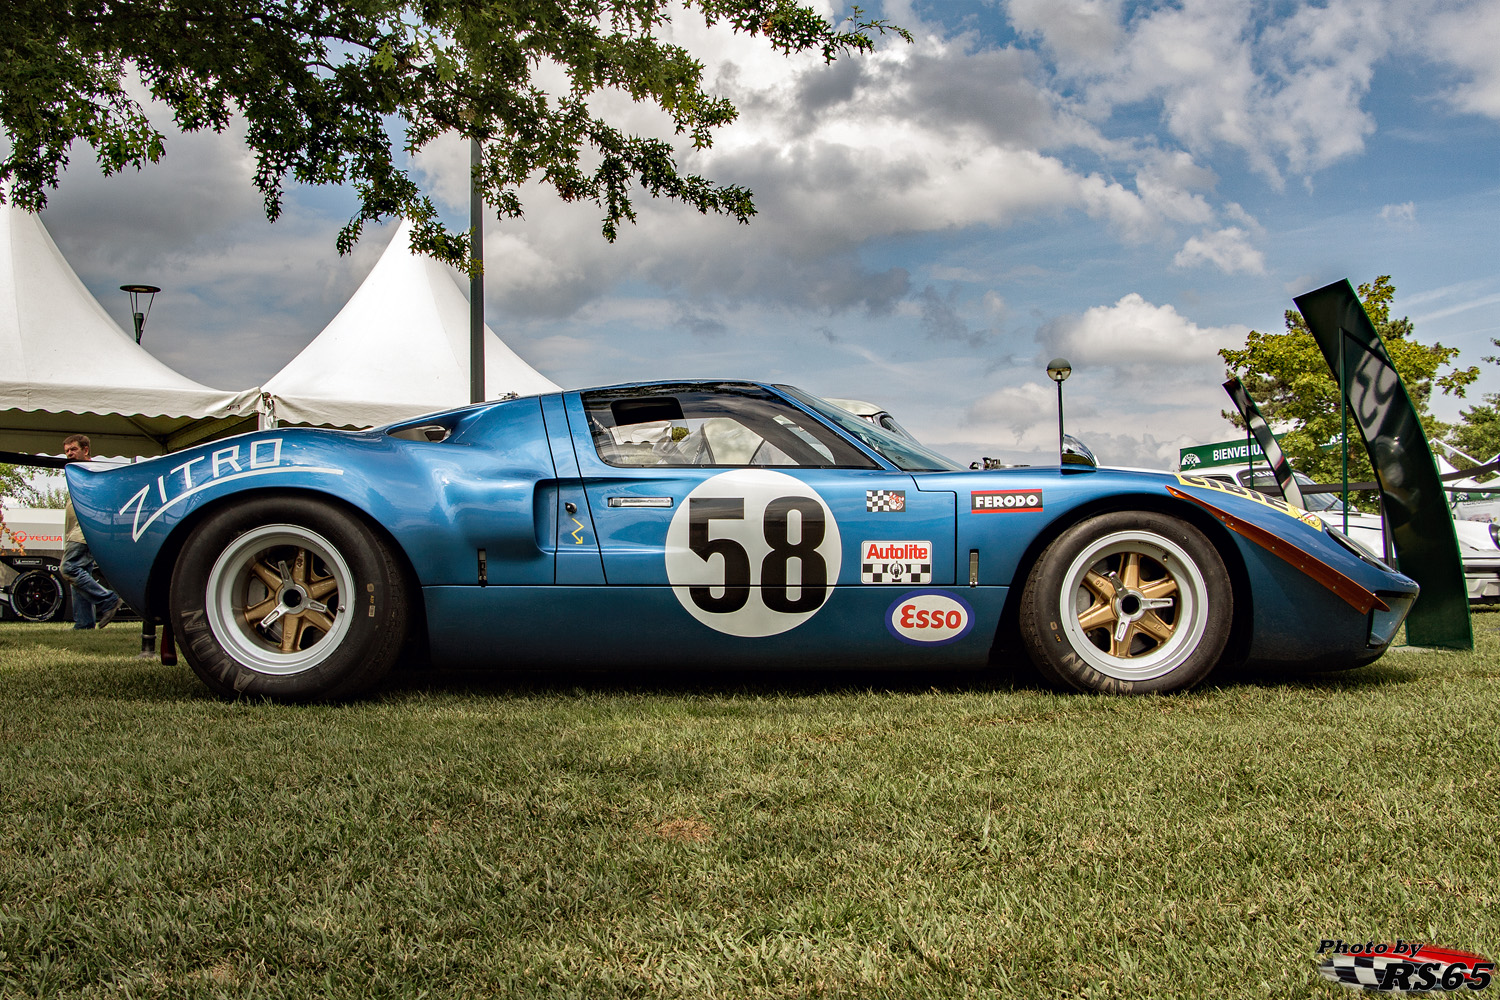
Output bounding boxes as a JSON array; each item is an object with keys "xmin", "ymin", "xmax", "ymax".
[{"xmin": 1, "ymin": 618, "xmax": 1497, "ymax": 998}]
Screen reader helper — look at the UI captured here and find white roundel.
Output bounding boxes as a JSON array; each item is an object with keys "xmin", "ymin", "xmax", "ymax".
[
  {"xmin": 886, "ymin": 592, "xmax": 974, "ymax": 646},
  {"xmin": 665, "ymin": 469, "xmax": 842, "ymax": 637}
]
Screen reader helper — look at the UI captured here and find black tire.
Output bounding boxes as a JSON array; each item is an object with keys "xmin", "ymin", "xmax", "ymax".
[
  {"xmin": 11, "ymin": 567, "xmax": 68, "ymax": 623},
  {"xmin": 1018, "ymin": 511, "xmax": 1232, "ymax": 694},
  {"xmin": 169, "ymin": 496, "xmax": 409, "ymax": 701}
]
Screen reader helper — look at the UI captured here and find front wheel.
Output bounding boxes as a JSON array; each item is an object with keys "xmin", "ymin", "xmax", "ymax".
[
  {"xmin": 1018, "ymin": 511, "xmax": 1232, "ymax": 694},
  {"xmin": 169, "ymin": 497, "xmax": 409, "ymax": 700}
]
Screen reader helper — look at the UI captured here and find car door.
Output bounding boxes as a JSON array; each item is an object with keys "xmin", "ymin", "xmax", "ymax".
[{"xmin": 559, "ymin": 384, "xmax": 970, "ymax": 664}]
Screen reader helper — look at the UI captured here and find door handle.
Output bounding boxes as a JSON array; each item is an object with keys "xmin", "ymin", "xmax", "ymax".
[{"xmin": 607, "ymin": 497, "xmax": 674, "ymax": 508}]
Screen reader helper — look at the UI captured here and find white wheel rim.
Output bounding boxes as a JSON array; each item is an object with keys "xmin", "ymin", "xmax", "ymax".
[
  {"xmin": 1058, "ymin": 529, "xmax": 1211, "ymax": 682},
  {"xmin": 204, "ymin": 524, "xmax": 354, "ymax": 676}
]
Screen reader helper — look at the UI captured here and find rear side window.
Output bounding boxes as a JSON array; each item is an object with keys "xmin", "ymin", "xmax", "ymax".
[{"xmin": 582, "ymin": 385, "xmax": 878, "ymax": 469}]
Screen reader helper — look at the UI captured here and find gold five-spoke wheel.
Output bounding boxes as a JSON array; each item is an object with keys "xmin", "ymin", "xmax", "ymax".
[
  {"xmin": 203, "ymin": 523, "xmax": 356, "ymax": 676},
  {"xmin": 1058, "ymin": 528, "xmax": 1214, "ymax": 683},
  {"xmin": 1019, "ymin": 512, "xmax": 1232, "ymax": 694},
  {"xmin": 241, "ymin": 548, "xmax": 342, "ymax": 653},
  {"xmin": 1075, "ymin": 551, "xmax": 1182, "ymax": 658},
  {"xmin": 172, "ymin": 498, "xmax": 409, "ymax": 700}
]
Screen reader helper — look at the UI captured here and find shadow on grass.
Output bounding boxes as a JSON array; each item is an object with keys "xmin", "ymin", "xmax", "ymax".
[
  {"xmin": 1202, "ymin": 659, "xmax": 1425, "ymax": 693},
  {"xmin": 387, "ymin": 655, "xmax": 1417, "ymax": 702},
  {"xmin": 0, "ymin": 621, "xmax": 1433, "ymax": 706}
]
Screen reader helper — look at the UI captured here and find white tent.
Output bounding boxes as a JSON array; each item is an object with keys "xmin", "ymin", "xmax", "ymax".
[
  {"xmin": 260, "ymin": 221, "xmax": 560, "ymax": 429},
  {"xmin": 0, "ymin": 205, "xmax": 259, "ymax": 457}
]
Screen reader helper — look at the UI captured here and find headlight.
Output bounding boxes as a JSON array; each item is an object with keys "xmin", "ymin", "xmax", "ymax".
[
  {"xmin": 1489, "ymin": 521, "xmax": 1499, "ymax": 549},
  {"xmin": 1326, "ymin": 524, "xmax": 1394, "ymax": 572}
]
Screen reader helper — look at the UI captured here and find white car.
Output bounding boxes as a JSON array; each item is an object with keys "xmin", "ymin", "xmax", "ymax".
[
  {"xmin": 824, "ymin": 398, "xmax": 918, "ymax": 441},
  {"xmin": 1206, "ymin": 468, "xmax": 1500, "ymax": 604}
]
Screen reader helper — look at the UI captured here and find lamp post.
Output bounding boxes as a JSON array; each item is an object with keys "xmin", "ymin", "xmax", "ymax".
[
  {"xmin": 1047, "ymin": 357, "xmax": 1072, "ymax": 466},
  {"xmin": 470, "ymin": 137, "xmax": 485, "ymax": 404},
  {"xmin": 119, "ymin": 284, "xmax": 160, "ymax": 344},
  {"xmin": 120, "ymin": 284, "xmax": 169, "ymax": 664}
]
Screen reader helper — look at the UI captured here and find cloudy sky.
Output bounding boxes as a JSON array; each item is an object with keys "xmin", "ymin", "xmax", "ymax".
[{"xmin": 32, "ymin": 0, "xmax": 1500, "ymax": 469}]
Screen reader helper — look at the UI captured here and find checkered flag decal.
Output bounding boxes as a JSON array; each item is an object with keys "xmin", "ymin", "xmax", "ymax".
[
  {"xmin": 1316, "ymin": 954, "xmax": 1401, "ymax": 991},
  {"xmin": 866, "ymin": 490, "xmax": 906, "ymax": 512},
  {"xmin": 861, "ymin": 561, "xmax": 932, "ymax": 584}
]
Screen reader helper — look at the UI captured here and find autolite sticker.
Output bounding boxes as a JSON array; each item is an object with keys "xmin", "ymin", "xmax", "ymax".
[
  {"xmin": 860, "ymin": 541, "xmax": 932, "ymax": 584},
  {"xmin": 971, "ymin": 489, "xmax": 1043, "ymax": 512},
  {"xmin": 887, "ymin": 591, "xmax": 974, "ymax": 646}
]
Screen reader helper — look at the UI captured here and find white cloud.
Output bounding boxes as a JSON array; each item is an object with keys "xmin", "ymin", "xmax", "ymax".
[
  {"xmin": 1004, "ymin": 0, "xmax": 1394, "ymax": 183},
  {"xmin": 963, "ymin": 380, "xmax": 1066, "ymax": 442},
  {"xmin": 403, "ymin": 3, "xmax": 1223, "ymax": 319},
  {"xmin": 1379, "ymin": 201, "xmax": 1417, "ymax": 226},
  {"xmin": 1172, "ymin": 227, "xmax": 1266, "ymax": 274},
  {"xmin": 1045, "ymin": 293, "xmax": 1246, "ymax": 367},
  {"xmin": 1423, "ymin": 2, "xmax": 1500, "ymax": 118}
]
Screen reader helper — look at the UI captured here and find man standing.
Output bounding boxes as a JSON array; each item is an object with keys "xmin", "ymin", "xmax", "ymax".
[{"xmin": 61, "ymin": 434, "xmax": 123, "ymax": 629}]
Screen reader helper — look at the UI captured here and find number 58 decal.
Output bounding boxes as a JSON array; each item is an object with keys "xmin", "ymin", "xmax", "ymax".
[{"xmin": 665, "ymin": 470, "xmax": 843, "ymax": 636}]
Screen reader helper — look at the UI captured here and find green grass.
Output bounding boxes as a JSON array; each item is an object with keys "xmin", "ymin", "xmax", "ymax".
[{"xmin": 2, "ymin": 619, "xmax": 1498, "ymax": 998}]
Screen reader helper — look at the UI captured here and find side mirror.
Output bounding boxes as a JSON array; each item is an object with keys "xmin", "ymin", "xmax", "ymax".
[{"xmin": 1061, "ymin": 434, "xmax": 1097, "ymax": 471}]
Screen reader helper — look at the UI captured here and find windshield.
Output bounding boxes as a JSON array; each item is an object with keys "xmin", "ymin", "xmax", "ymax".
[{"xmin": 779, "ymin": 386, "xmax": 965, "ymax": 472}]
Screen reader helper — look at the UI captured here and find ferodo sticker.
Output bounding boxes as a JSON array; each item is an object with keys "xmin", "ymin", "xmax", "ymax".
[
  {"xmin": 860, "ymin": 541, "xmax": 932, "ymax": 584},
  {"xmin": 1174, "ymin": 473, "xmax": 1323, "ymax": 529},
  {"xmin": 971, "ymin": 489, "xmax": 1043, "ymax": 512},
  {"xmin": 665, "ymin": 469, "xmax": 842, "ymax": 637},
  {"xmin": 887, "ymin": 591, "xmax": 974, "ymax": 646}
]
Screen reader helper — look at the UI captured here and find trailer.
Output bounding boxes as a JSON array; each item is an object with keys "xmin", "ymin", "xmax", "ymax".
[{"xmin": 0, "ymin": 507, "xmax": 70, "ymax": 622}]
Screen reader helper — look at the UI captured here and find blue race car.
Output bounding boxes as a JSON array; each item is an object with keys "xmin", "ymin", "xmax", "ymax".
[{"xmin": 65, "ymin": 380, "xmax": 1417, "ymax": 700}]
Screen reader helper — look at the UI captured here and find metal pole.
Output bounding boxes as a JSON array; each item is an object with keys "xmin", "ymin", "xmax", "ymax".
[
  {"xmin": 121, "ymin": 284, "xmax": 160, "ymax": 658},
  {"xmin": 1246, "ymin": 423, "xmax": 1255, "ymax": 486},
  {"xmin": 1340, "ymin": 329, "xmax": 1349, "ymax": 534},
  {"xmin": 1056, "ymin": 380, "xmax": 1065, "ymax": 464},
  {"xmin": 469, "ymin": 137, "xmax": 485, "ymax": 405}
]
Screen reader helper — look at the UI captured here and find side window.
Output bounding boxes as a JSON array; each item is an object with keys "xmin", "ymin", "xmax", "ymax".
[{"xmin": 583, "ymin": 387, "xmax": 877, "ymax": 469}]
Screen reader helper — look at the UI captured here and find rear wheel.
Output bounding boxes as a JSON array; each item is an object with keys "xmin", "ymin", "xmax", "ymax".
[
  {"xmin": 169, "ymin": 497, "xmax": 408, "ymax": 700},
  {"xmin": 1019, "ymin": 511, "xmax": 1232, "ymax": 694}
]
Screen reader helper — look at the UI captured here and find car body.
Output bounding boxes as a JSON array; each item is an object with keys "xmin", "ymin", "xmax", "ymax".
[
  {"xmin": 1206, "ymin": 466, "xmax": 1500, "ymax": 605},
  {"xmin": 65, "ymin": 380, "xmax": 1419, "ymax": 700}
]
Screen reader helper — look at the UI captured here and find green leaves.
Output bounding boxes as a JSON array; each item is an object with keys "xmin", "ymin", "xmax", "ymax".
[
  {"xmin": 1, "ymin": 0, "xmax": 903, "ymax": 272},
  {"xmin": 1220, "ymin": 276, "xmax": 1478, "ymax": 493}
]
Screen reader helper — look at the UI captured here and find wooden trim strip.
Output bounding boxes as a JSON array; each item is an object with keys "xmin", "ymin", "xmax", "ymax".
[{"xmin": 1166, "ymin": 485, "xmax": 1389, "ymax": 615}]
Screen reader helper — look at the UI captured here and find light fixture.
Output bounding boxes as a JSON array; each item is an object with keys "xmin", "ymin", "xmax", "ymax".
[
  {"xmin": 120, "ymin": 284, "xmax": 161, "ymax": 344},
  {"xmin": 1047, "ymin": 357, "xmax": 1071, "ymax": 465}
]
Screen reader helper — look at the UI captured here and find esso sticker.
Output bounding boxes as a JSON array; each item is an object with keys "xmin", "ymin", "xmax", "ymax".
[
  {"xmin": 887, "ymin": 591, "xmax": 974, "ymax": 646},
  {"xmin": 665, "ymin": 469, "xmax": 842, "ymax": 637}
]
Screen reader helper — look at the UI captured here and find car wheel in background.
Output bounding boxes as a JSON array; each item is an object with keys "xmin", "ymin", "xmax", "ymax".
[
  {"xmin": 169, "ymin": 497, "xmax": 409, "ymax": 700},
  {"xmin": 10, "ymin": 567, "xmax": 68, "ymax": 623},
  {"xmin": 1019, "ymin": 511, "xmax": 1232, "ymax": 694}
]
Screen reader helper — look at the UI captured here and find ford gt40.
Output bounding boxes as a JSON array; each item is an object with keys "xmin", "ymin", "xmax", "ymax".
[{"xmin": 65, "ymin": 381, "xmax": 1418, "ymax": 700}]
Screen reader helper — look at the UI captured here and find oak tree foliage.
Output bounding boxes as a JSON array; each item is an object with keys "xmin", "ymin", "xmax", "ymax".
[
  {"xmin": 0, "ymin": 0, "xmax": 906, "ymax": 270},
  {"xmin": 1218, "ymin": 276, "xmax": 1479, "ymax": 488}
]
